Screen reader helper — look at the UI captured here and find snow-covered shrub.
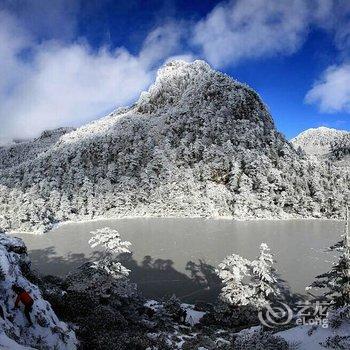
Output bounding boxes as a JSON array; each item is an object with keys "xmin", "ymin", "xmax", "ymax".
[
  {"xmin": 45, "ymin": 263, "xmax": 153, "ymax": 350},
  {"xmin": 201, "ymin": 301, "xmax": 259, "ymax": 329},
  {"xmin": 0, "ymin": 233, "xmax": 77, "ymax": 349},
  {"xmin": 182, "ymin": 335, "xmax": 220, "ymax": 350},
  {"xmin": 162, "ymin": 295, "xmax": 187, "ymax": 324},
  {"xmin": 234, "ymin": 329, "xmax": 289, "ymax": 350},
  {"xmin": 328, "ymin": 306, "xmax": 350, "ymax": 328},
  {"xmin": 216, "ymin": 243, "xmax": 283, "ymax": 308},
  {"xmin": 65, "ymin": 261, "xmax": 137, "ymax": 300}
]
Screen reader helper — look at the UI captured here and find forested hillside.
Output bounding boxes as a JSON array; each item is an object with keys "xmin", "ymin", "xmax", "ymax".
[{"xmin": 0, "ymin": 61, "xmax": 349, "ymax": 232}]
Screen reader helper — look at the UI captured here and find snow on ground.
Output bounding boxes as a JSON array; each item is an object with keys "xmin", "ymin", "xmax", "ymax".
[
  {"xmin": 181, "ymin": 303, "xmax": 206, "ymax": 326},
  {"xmin": 0, "ymin": 331, "xmax": 35, "ymax": 349},
  {"xmin": 277, "ymin": 322, "xmax": 350, "ymax": 350},
  {"xmin": 144, "ymin": 300, "xmax": 205, "ymax": 326}
]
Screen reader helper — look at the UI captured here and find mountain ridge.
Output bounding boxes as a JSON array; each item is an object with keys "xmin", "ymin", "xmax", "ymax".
[{"xmin": 0, "ymin": 60, "xmax": 349, "ymax": 232}]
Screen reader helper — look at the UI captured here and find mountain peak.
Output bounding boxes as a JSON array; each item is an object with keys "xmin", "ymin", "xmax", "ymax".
[
  {"xmin": 135, "ymin": 59, "xmax": 275, "ymax": 129},
  {"xmin": 0, "ymin": 62, "xmax": 349, "ymax": 232},
  {"xmin": 291, "ymin": 126, "xmax": 349, "ymax": 156},
  {"xmin": 156, "ymin": 60, "xmax": 212, "ymax": 82}
]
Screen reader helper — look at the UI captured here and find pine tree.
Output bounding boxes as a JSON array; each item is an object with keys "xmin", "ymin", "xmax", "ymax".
[
  {"xmin": 310, "ymin": 207, "xmax": 350, "ymax": 308},
  {"xmin": 251, "ymin": 243, "xmax": 281, "ymax": 307},
  {"xmin": 217, "ymin": 243, "xmax": 283, "ymax": 308},
  {"xmin": 89, "ymin": 227, "xmax": 131, "ymax": 279},
  {"xmin": 216, "ymin": 254, "xmax": 254, "ymax": 306}
]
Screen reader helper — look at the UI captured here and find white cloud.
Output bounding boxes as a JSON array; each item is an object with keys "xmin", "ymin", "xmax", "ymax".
[
  {"xmin": 0, "ymin": 12, "xmax": 184, "ymax": 144},
  {"xmin": 303, "ymin": 2, "xmax": 350, "ymax": 115},
  {"xmin": 305, "ymin": 63, "xmax": 350, "ymax": 113},
  {"xmin": 1, "ymin": 0, "xmax": 349, "ymax": 143},
  {"xmin": 192, "ymin": 0, "xmax": 313, "ymax": 67}
]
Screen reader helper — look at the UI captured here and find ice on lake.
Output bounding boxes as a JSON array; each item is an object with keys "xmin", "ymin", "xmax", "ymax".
[{"xmin": 14, "ymin": 218, "xmax": 343, "ymax": 303}]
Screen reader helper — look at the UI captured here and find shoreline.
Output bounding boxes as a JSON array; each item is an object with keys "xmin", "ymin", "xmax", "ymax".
[{"xmin": 8, "ymin": 214, "xmax": 345, "ymax": 236}]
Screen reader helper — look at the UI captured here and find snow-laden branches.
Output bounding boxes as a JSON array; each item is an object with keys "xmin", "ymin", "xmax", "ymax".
[
  {"xmin": 89, "ymin": 227, "xmax": 131, "ymax": 279},
  {"xmin": 216, "ymin": 242, "xmax": 283, "ymax": 308},
  {"xmin": 216, "ymin": 254, "xmax": 253, "ymax": 306},
  {"xmin": 252, "ymin": 243, "xmax": 281, "ymax": 301},
  {"xmin": 89, "ymin": 227, "xmax": 131, "ymax": 254}
]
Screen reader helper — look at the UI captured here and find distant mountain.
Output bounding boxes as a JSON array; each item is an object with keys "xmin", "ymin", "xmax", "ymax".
[
  {"xmin": 290, "ymin": 127, "xmax": 349, "ymax": 156},
  {"xmin": 0, "ymin": 61, "xmax": 349, "ymax": 232}
]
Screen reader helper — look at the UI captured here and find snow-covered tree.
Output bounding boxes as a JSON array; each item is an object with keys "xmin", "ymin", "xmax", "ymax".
[
  {"xmin": 217, "ymin": 243, "xmax": 283, "ymax": 308},
  {"xmin": 234, "ymin": 329, "xmax": 289, "ymax": 350},
  {"xmin": 89, "ymin": 227, "xmax": 131, "ymax": 279},
  {"xmin": 309, "ymin": 207, "xmax": 350, "ymax": 308},
  {"xmin": 330, "ymin": 133, "xmax": 350, "ymax": 160},
  {"xmin": 216, "ymin": 253, "xmax": 253, "ymax": 306},
  {"xmin": 251, "ymin": 243, "xmax": 282, "ymax": 307}
]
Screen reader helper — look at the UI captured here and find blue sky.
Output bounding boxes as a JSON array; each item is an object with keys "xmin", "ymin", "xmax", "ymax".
[{"xmin": 0, "ymin": 0, "xmax": 349, "ymax": 143}]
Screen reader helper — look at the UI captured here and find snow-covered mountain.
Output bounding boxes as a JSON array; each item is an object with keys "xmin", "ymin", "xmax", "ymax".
[
  {"xmin": 0, "ymin": 233, "xmax": 77, "ymax": 349},
  {"xmin": 0, "ymin": 127, "xmax": 74, "ymax": 170},
  {"xmin": 0, "ymin": 60, "xmax": 349, "ymax": 232},
  {"xmin": 291, "ymin": 126, "xmax": 349, "ymax": 156}
]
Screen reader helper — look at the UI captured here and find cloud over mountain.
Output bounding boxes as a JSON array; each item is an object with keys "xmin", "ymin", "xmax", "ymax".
[{"xmin": 1, "ymin": 0, "xmax": 349, "ymax": 144}]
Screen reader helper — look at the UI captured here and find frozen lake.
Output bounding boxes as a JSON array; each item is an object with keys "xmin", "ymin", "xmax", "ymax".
[{"xmin": 14, "ymin": 218, "xmax": 343, "ymax": 303}]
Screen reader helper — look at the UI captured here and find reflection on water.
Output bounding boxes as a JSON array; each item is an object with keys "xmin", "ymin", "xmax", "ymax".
[{"xmin": 14, "ymin": 218, "xmax": 343, "ymax": 302}]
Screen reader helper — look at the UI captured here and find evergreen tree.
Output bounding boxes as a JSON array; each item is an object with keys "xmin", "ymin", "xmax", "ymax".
[
  {"xmin": 217, "ymin": 243, "xmax": 282, "ymax": 308},
  {"xmin": 310, "ymin": 207, "xmax": 350, "ymax": 308},
  {"xmin": 89, "ymin": 227, "xmax": 131, "ymax": 279},
  {"xmin": 330, "ymin": 134, "xmax": 350, "ymax": 160},
  {"xmin": 216, "ymin": 254, "xmax": 253, "ymax": 306},
  {"xmin": 251, "ymin": 243, "xmax": 282, "ymax": 306}
]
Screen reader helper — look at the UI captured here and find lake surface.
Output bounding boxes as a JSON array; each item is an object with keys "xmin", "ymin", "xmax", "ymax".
[{"xmin": 14, "ymin": 218, "xmax": 344, "ymax": 303}]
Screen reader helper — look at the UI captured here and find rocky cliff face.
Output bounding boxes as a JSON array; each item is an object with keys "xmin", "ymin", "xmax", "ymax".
[
  {"xmin": 0, "ymin": 233, "xmax": 77, "ymax": 349},
  {"xmin": 0, "ymin": 61, "xmax": 349, "ymax": 232}
]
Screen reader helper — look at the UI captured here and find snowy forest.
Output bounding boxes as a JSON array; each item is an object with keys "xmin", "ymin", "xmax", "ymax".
[{"xmin": 0, "ymin": 61, "xmax": 349, "ymax": 233}]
